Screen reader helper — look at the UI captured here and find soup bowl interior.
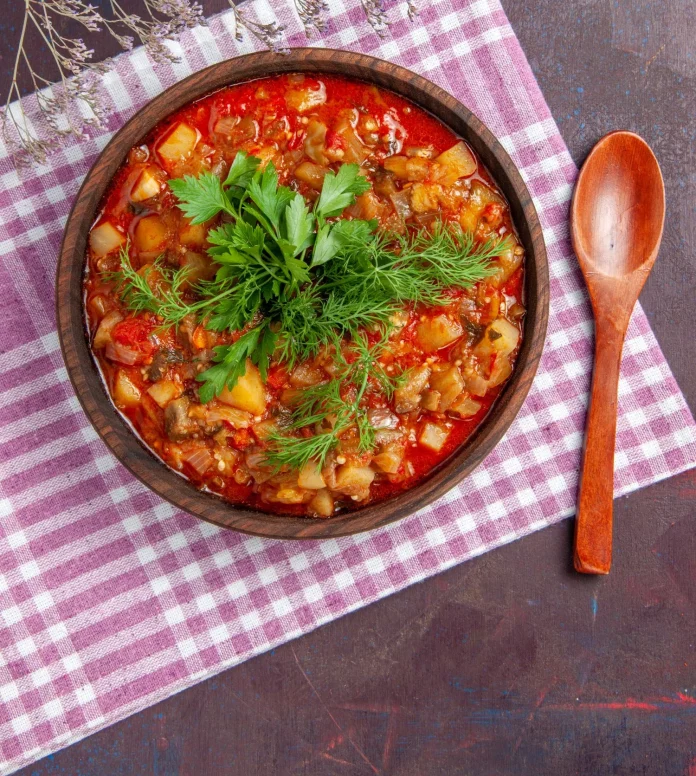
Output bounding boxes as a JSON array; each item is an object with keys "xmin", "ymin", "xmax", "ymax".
[{"xmin": 57, "ymin": 48, "xmax": 549, "ymax": 539}]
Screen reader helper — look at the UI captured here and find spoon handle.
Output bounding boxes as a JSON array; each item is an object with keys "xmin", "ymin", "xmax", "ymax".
[{"xmin": 574, "ymin": 315, "xmax": 627, "ymax": 574}]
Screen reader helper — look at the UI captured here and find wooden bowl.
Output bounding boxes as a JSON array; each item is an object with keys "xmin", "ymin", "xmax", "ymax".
[{"xmin": 57, "ymin": 49, "xmax": 549, "ymax": 540}]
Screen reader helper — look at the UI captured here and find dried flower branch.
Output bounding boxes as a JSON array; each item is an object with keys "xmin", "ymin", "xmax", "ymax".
[
  {"xmin": 104, "ymin": 0, "xmax": 205, "ymax": 63},
  {"xmin": 3, "ymin": 0, "xmax": 418, "ymax": 168},
  {"xmin": 2, "ymin": 0, "xmax": 203, "ymax": 166},
  {"xmin": 361, "ymin": 0, "xmax": 389, "ymax": 37},
  {"xmin": 294, "ymin": 0, "xmax": 328, "ymax": 35},
  {"xmin": 226, "ymin": 3, "xmax": 288, "ymax": 54}
]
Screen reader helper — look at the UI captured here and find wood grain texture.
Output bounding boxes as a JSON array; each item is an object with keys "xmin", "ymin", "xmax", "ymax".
[
  {"xmin": 12, "ymin": 0, "xmax": 696, "ymax": 773},
  {"xmin": 571, "ymin": 131, "xmax": 665, "ymax": 573},
  {"xmin": 56, "ymin": 48, "xmax": 549, "ymax": 540}
]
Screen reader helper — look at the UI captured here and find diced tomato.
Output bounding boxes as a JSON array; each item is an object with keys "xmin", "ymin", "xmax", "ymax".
[
  {"xmin": 325, "ymin": 129, "xmax": 343, "ymax": 152},
  {"xmin": 112, "ymin": 318, "xmax": 155, "ymax": 355},
  {"xmin": 229, "ymin": 429, "xmax": 253, "ymax": 450},
  {"xmin": 502, "ymin": 267, "xmax": 524, "ymax": 300},
  {"xmin": 266, "ymin": 365, "xmax": 289, "ymax": 391},
  {"xmin": 365, "ymin": 393, "xmax": 385, "ymax": 409},
  {"xmin": 287, "ymin": 131, "xmax": 304, "ymax": 151}
]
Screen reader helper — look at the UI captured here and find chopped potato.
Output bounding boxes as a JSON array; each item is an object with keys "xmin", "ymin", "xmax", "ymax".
[
  {"xmin": 308, "ymin": 489, "xmax": 334, "ymax": 518},
  {"xmin": 298, "ymin": 461, "xmax": 326, "ymax": 490},
  {"xmin": 466, "ymin": 372, "xmax": 490, "ymax": 398},
  {"xmin": 134, "ymin": 215, "xmax": 168, "ymax": 255},
  {"xmin": 113, "ymin": 370, "xmax": 142, "ymax": 408},
  {"xmin": 459, "ymin": 207, "xmax": 479, "ymax": 234},
  {"xmin": 418, "ymin": 423, "xmax": 449, "ymax": 453},
  {"xmin": 93, "ymin": 310, "xmax": 123, "ymax": 349},
  {"xmin": 254, "ymin": 146, "xmax": 280, "ymax": 169},
  {"xmin": 90, "ymin": 222, "xmax": 126, "ymax": 257},
  {"xmin": 219, "ymin": 360, "xmax": 267, "ymax": 415},
  {"xmin": 459, "ymin": 180, "xmax": 503, "ymax": 233},
  {"xmin": 353, "ymin": 191, "xmax": 387, "ymax": 221},
  {"xmin": 488, "ymin": 354, "xmax": 513, "ymax": 387},
  {"xmin": 295, "ymin": 161, "xmax": 329, "ymax": 190},
  {"xmin": 179, "ymin": 218, "xmax": 210, "ymax": 247},
  {"xmin": 383, "ymin": 155, "xmax": 429, "ymax": 181},
  {"xmin": 373, "ymin": 444, "xmax": 404, "ymax": 474},
  {"xmin": 416, "ymin": 315, "xmax": 463, "ymax": 352},
  {"xmin": 474, "ymin": 318, "xmax": 520, "ymax": 361},
  {"xmin": 429, "ymin": 365, "xmax": 465, "ymax": 411},
  {"xmin": 131, "ymin": 167, "xmax": 161, "ymax": 202},
  {"xmin": 147, "ymin": 379, "xmax": 182, "ymax": 408},
  {"xmin": 450, "ymin": 395, "xmax": 482, "ymax": 418},
  {"xmin": 487, "ymin": 240, "xmax": 524, "ymax": 287},
  {"xmin": 334, "ymin": 464, "xmax": 375, "ymax": 500},
  {"xmin": 421, "ymin": 389, "xmax": 441, "ymax": 412},
  {"xmin": 432, "ymin": 141, "xmax": 476, "ymax": 184},
  {"xmin": 286, "ymin": 83, "xmax": 327, "ymax": 112},
  {"xmin": 157, "ymin": 122, "xmax": 198, "ymax": 164},
  {"xmin": 410, "ymin": 183, "xmax": 444, "ymax": 213}
]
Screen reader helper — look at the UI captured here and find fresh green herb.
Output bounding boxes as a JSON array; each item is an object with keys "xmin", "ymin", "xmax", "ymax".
[
  {"xmin": 271, "ymin": 222, "xmax": 508, "ymax": 367},
  {"xmin": 321, "ymin": 222, "xmax": 507, "ymax": 308},
  {"xmin": 245, "ymin": 162, "xmax": 296, "ymax": 235},
  {"xmin": 314, "ymin": 164, "xmax": 371, "ymax": 221},
  {"xmin": 108, "ymin": 248, "xmax": 225, "ymax": 327},
  {"xmin": 168, "ymin": 174, "xmax": 234, "ymax": 225},
  {"xmin": 196, "ymin": 326, "xmax": 263, "ymax": 404},
  {"xmin": 167, "ymin": 151, "xmax": 261, "ymax": 224},
  {"xmin": 264, "ymin": 331, "xmax": 401, "ymax": 471},
  {"xmin": 223, "ymin": 150, "xmax": 261, "ymax": 188},
  {"xmin": 110, "ymin": 153, "xmax": 509, "ymax": 469}
]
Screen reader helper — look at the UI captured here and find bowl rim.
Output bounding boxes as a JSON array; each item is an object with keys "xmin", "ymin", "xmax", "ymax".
[{"xmin": 56, "ymin": 47, "xmax": 549, "ymax": 540}]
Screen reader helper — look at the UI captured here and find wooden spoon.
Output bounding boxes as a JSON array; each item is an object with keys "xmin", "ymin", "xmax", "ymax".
[{"xmin": 570, "ymin": 131, "xmax": 665, "ymax": 574}]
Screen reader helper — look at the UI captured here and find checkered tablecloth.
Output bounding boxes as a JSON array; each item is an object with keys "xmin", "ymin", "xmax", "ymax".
[{"xmin": 0, "ymin": 0, "xmax": 694, "ymax": 771}]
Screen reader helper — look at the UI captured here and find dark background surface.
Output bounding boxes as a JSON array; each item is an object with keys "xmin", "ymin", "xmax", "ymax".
[{"xmin": 5, "ymin": 0, "xmax": 696, "ymax": 773}]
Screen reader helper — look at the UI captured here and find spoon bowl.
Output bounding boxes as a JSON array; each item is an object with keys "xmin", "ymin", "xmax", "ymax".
[
  {"xmin": 571, "ymin": 130, "xmax": 665, "ymax": 574},
  {"xmin": 572, "ymin": 131, "xmax": 664, "ymax": 280}
]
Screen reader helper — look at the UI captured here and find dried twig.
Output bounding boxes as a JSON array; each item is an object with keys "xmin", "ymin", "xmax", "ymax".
[
  {"xmin": 294, "ymin": 0, "xmax": 328, "ymax": 36},
  {"xmin": 361, "ymin": 0, "xmax": 390, "ymax": 37},
  {"xmin": 1, "ymin": 0, "xmax": 203, "ymax": 166},
  {"xmin": 226, "ymin": 3, "xmax": 288, "ymax": 54}
]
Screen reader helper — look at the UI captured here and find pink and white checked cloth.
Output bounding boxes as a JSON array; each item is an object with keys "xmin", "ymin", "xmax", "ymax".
[{"xmin": 0, "ymin": 0, "xmax": 694, "ymax": 771}]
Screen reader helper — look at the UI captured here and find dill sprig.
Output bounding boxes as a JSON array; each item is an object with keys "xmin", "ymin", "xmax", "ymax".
[
  {"xmin": 273, "ymin": 223, "xmax": 509, "ymax": 366},
  {"xmin": 264, "ymin": 331, "xmax": 401, "ymax": 471},
  {"xmin": 109, "ymin": 248, "xmax": 211, "ymax": 325}
]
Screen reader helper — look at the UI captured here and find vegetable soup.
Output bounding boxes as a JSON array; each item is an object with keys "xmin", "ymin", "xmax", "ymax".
[{"xmin": 84, "ymin": 74, "xmax": 525, "ymax": 517}]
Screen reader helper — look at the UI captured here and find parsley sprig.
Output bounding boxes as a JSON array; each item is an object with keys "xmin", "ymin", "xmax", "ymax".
[{"xmin": 264, "ymin": 331, "xmax": 403, "ymax": 471}]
